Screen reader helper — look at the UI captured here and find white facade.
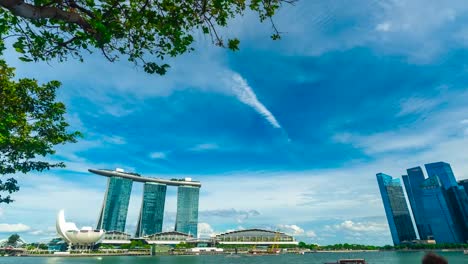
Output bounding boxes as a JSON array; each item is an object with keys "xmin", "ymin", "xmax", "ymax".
[
  {"xmin": 56, "ymin": 210, "xmax": 105, "ymax": 246},
  {"xmin": 190, "ymin": 247, "xmax": 223, "ymax": 252},
  {"xmin": 219, "ymin": 241, "xmax": 298, "ymax": 245}
]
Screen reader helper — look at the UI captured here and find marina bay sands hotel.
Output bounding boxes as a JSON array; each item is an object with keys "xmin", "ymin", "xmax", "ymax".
[{"xmin": 89, "ymin": 168, "xmax": 201, "ymax": 237}]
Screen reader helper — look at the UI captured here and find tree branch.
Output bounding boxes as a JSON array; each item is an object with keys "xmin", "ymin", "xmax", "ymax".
[
  {"xmin": 0, "ymin": 0, "xmax": 92, "ymax": 31},
  {"xmin": 68, "ymin": 0, "xmax": 95, "ymax": 19}
]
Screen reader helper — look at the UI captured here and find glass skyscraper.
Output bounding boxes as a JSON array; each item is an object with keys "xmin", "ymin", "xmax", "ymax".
[
  {"xmin": 402, "ymin": 167, "xmax": 430, "ymax": 240},
  {"xmin": 90, "ymin": 168, "xmax": 202, "ymax": 239},
  {"xmin": 401, "ymin": 162, "xmax": 468, "ymax": 243},
  {"xmin": 419, "ymin": 176, "xmax": 462, "ymax": 243},
  {"xmin": 425, "ymin": 162, "xmax": 458, "ymax": 189},
  {"xmin": 445, "ymin": 185, "xmax": 468, "ymax": 242},
  {"xmin": 97, "ymin": 176, "xmax": 133, "ymax": 232},
  {"xmin": 175, "ymin": 185, "xmax": 200, "ymax": 237},
  {"xmin": 135, "ymin": 183, "xmax": 167, "ymax": 237},
  {"xmin": 459, "ymin": 180, "xmax": 468, "ymax": 197},
  {"xmin": 376, "ymin": 173, "xmax": 417, "ymax": 245}
]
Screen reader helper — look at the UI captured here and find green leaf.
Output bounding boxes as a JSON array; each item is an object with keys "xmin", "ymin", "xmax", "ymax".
[
  {"xmin": 0, "ymin": 60, "xmax": 80, "ymax": 203},
  {"xmin": 227, "ymin": 38, "xmax": 240, "ymax": 51},
  {"xmin": 19, "ymin": 57, "xmax": 33, "ymax": 62}
]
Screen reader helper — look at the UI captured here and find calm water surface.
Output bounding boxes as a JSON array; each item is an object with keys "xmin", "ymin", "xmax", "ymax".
[{"xmin": 1, "ymin": 252, "xmax": 466, "ymax": 264}]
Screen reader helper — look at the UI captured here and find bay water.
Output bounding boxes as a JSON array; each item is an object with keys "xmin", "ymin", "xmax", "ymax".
[{"xmin": 0, "ymin": 251, "xmax": 466, "ymax": 264}]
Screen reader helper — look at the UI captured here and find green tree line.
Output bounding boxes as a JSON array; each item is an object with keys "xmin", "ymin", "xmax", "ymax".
[{"xmin": 297, "ymin": 242, "xmax": 468, "ymax": 251}]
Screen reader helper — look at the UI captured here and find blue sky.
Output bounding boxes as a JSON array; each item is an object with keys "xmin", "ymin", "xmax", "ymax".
[{"xmin": 1, "ymin": 0, "xmax": 468, "ymax": 245}]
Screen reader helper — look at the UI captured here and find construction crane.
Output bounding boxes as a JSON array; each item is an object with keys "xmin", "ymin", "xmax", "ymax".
[{"xmin": 269, "ymin": 231, "xmax": 281, "ymax": 254}]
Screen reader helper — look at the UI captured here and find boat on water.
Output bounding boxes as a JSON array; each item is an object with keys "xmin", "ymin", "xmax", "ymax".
[
  {"xmin": 324, "ymin": 259, "xmax": 367, "ymax": 264},
  {"xmin": 464, "ymin": 249, "xmax": 468, "ymax": 255}
]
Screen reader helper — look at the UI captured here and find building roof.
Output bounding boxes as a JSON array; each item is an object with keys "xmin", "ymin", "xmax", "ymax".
[
  {"xmin": 214, "ymin": 228, "xmax": 298, "ymax": 245},
  {"xmin": 216, "ymin": 228, "xmax": 291, "ymax": 238},
  {"xmin": 89, "ymin": 169, "xmax": 201, "ymax": 187},
  {"xmin": 105, "ymin": 231, "xmax": 131, "ymax": 236},
  {"xmin": 144, "ymin": 231, "xmax": 193, "ymax": 238}
]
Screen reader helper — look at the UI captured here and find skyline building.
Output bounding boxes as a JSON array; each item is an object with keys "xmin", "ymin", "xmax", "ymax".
[
  {"xmin": 419, "ymin": 176, "xmax": 462, "ymax": 243},
  {"xmin": 459, "ymin": 179, "xmax": 468, "ymax": 196},
  {"xmin": 424, "ymin": 162, "xmax": 458, "ymax": 189},
  {"xmin": 402, "ymin": 167, "xmax": 429, "ymax": 240},
  {"xmin": 97, "ymin": 176, "xmax": 133, "ymax": 232},
  {"xmin": 391, "ymin": 162, "xmax": 468, "ymax": 244},
  {"xmin": 376, "ymin": 173, "xmax": 417, "ymax": 245},
  {"xmin": 175, "ymin": 185, "xmax": 200, "ymax": 237},
  {"xmin": 135, "ymin": 183, "xmax": 167, "ymax": 237},
  {"xmin": 90, "ymin": 169, "xmax": 201, "ymax": 237},
  {"xmin": 445, "ymin": 185, "xmax": 468, "ymax": 242}
]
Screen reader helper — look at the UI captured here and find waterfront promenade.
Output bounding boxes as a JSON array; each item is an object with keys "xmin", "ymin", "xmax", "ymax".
[
  {"xmin": 7, "ymin": 248, "xmax": 467, "ymax": 257},
  {"xmin": 0, "ymin": 251, "xmax": 467, "ymax": 264}
]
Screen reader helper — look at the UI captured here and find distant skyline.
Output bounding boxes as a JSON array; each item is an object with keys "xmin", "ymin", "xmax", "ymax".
[
  {"xmin": 1, "ymin": 0, "xmax": 468, "ymax": 245},
  {"xmin": 378, "ymin": 162, "xmax": 468, "ymax": 245}
]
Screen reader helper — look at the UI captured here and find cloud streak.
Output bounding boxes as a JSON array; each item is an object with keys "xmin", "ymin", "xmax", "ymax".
[
  {"xmin": 149, "ymin": 152, "xmax": 167, "ymax": 159},
  {"xmin": 331, "ymin": 220, "xmax": 387, "ymax": 233},
  {"xmin": 227, "ymin": 73, "xmax": 281, "ymax": 129},
  {"xmin": 200, "ymin": 209, "xmax": 260, "ymax": 223}
]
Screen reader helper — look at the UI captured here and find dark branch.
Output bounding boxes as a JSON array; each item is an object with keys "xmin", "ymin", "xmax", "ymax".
[{"xmin": 0, "ymin": 0, "xmax": 92, "ymax": 32}]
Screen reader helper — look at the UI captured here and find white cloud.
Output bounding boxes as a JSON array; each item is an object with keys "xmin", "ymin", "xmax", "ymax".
[
  {"xmin": 198, "ymin": 223, "xmax": 215, "ymax": 238},
  {"xmin": 200, "ymin": 209, "xmax": 260, "ymax": 223},
  {"xmin": 334, "ymin": 130, "xmax": 440, "ymax": 154},
  {"xmin": 277, "ymin": 224, "xmax": 305, "ymax": 235},
  {"xmin": 333, "ymin": 220, "xmax": 387, "ymax": 233},
  {"xmin": 277, "ymin": 224, "xmax": 316, "ymax": 239},
  {"xmin": 397, "ymin": 97, "xmax": 443, "ymax": 116},
  {"xmin": 376, "ymin": 22, "xmax": 391, "ymax": 32},
  {"xmin": 334, "ymin": 90, "xmax": 468, "ymax": 155},
  {"xmin": 227, "ymin": 73, "xmax": 281, "ymax": 129},
  {"xmin": 103, "ymin": 135, "xmax": 127, "ymax": 145},
  {"xmin": 28, "ymin": 230, "xmax": 43, "ymax": 235},
  {"xmin": 28, "ymin": 228, "xmax": 56, "ymax": 236},
  {"xmin": 0, "ymin": 223, "xmax": 31, "ymax": 233},
  {"xmin": 149, "ymin": 152, "xmax": 167, "ymax": 159},
  {"xmin": 189, "ymin": 143, "xmax": 219, "ymax": 152},
  {"xmin": 306, "ymin": 230, "xmax": 317, "ymax": 238}
]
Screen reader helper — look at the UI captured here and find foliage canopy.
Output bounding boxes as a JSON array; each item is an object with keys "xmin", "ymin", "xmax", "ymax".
[
  {"xmin": 0, "ymin": 60, "xmax": 80, "ymax": 203},
  {"xmin": 7, "ymin": 233, "xmax": 20, "ymax": 245},
  {"xmin": 0, "ymin": 0, "xmax": 295, "ymax": 74}
]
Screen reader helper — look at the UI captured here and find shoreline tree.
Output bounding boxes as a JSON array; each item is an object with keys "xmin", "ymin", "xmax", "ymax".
[
  {"xmin": 0, "ymin": 0, "xmax": 296, "ymax": 74},
  {"xmin": 0, "ymin": 60, "xmax": 81, "ymax": 203},
  {"xmin": 7, "ymin": 233, "xmax": 20, "ymax": 246}
]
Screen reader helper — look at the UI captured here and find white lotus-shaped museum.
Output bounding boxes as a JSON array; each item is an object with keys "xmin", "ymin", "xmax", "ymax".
[{"xmin": 56, "ymin": 210, "xmax": 105, "ymax": 245}]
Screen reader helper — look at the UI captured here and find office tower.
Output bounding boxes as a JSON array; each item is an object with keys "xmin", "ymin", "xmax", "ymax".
[
  {"xmin": 175, "ymin": 185, "xmax": 200, "ymax": 237},
  {"xmin": 425, "ymin": 162, "xmax": 467, "ymax": 242},
  {"xmin": 419, "ymin": 176, "xmax": 462, "ymax": 243},
  {"xmin": 90, "ymin": 168, "xmax": 202, "ymax": 238},
  {"xmin": 402, "ymin": 167, "xmax": 430, "ymax": 240},
  {"xmin": 376, "ymin": 173, "xmax": 417, "ymax": 245},
  {"xmin": 135, "ymin": 183, "xmax": 167, "ymax": 237},
  {"xmin": 459, "ymin": 179, "xmax": 468, "ymax": 197},
  {"xmin": 97, "ymin": 176, "xmax": 133, "ymax": 232},
  {"xmin": 445, "ymin": 185, "xmax": 468, "ymax": 243},
  {"xmin": 425, "ymin": 162, "xmax": 458, "ymax": 189}
]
